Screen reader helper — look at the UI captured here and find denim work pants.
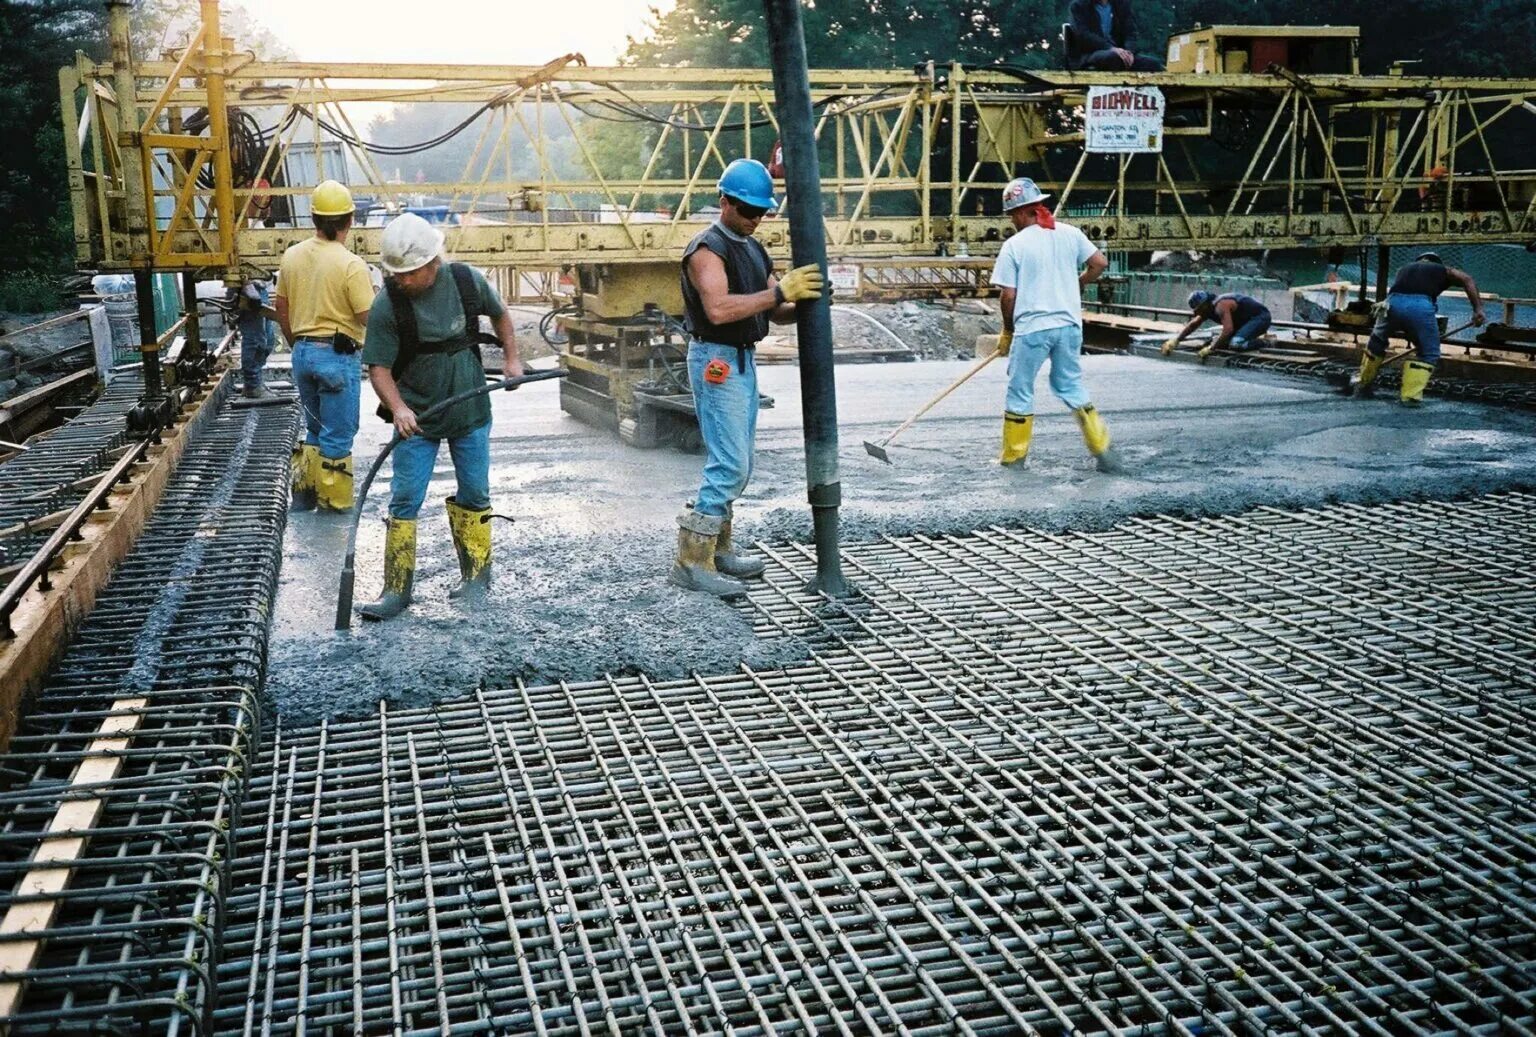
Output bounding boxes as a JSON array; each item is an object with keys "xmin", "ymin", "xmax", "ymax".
[
  {"xmin": 237, "ymin": 284, "xmax": 273, "ymax": 387},
  {"xmin": 688, "ymin": 340, "xmax": 759, "ymax": 518},
  {"xmin": 292, "ymin": 340, "xmax": 361, "ymax": 459},
  {"xmin": 1229, "ymin": 311, "xmax": 1273, "ymax": 350},
  {"xmin": 1366, "ymin": 293, "xmax": 1441, "ymax": 364},
  {"xmin": 388, "ymin": 420, "xmax": 491, "ymax": 520},
  {"xmin": 1005, "ymin": 325, "xmax": 1092, "ymax": 415}
]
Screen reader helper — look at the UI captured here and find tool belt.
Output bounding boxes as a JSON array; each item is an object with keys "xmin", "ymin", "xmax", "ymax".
[{"xmin": 301, "ymin": 331, "xmax": 360, "ymax": 354}]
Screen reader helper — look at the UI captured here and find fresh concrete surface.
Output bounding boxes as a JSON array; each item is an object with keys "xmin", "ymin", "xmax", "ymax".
[{"xmin": 264, "ymin": 354, "xmax": 1536, "ymax": 722}]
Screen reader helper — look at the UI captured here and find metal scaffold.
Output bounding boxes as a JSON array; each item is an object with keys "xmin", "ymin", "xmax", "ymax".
[{"xmin": 214, "ymin": 492, "xmax": 1536, "ymax": 1035}]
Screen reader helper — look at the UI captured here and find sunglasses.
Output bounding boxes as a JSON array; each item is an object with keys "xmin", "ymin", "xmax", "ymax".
[{"xmin": 727, "ymin": 198, "xmax": 768, "ymax": 220}]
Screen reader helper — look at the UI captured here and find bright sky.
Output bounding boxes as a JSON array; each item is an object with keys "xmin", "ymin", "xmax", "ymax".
[{"xmin": 224, "ymin": 0, "xmax": 671, "ymax": 65}]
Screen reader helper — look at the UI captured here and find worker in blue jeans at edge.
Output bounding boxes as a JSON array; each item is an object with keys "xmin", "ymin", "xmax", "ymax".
[
  {"xmin": 673, "ymin": 158, "xmax": 825, "ymax": 600},
  {"xmin": 1162, "ymin": 290, "xmax": 1273, "ymax": 362},
  {"xmin": 1354, "ymin": 252, "xmax": 1486, "ymax": 406}
]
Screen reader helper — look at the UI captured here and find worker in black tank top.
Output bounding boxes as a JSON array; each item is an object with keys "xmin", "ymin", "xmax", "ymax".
[
  {"xmin": 669, "ymin": 158, "xmax": 826, "ymax": 600},
  {"xmin": 1162, "ymin": 289, "xmax": 1273, "ymax": 361},
  {"xmin": 1356, "ymin": 251, "xmax": 1486, "ymax": 407}
]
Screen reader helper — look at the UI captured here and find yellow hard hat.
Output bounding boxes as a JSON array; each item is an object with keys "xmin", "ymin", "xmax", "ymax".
[{"xmin": 311, "ymin": 179, "xmax": 355, "ymax": 217}]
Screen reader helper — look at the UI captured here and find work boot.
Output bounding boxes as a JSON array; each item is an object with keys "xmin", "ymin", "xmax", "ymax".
[
  {"xmin": 290, "ymin": 444, "xmax": 318, "ymax": 511},
  {"xmin": 715, "ymin": 517, "xmax": 765, "ymax": 579},
  {"xmin": 999, "ymin": 411, "xmax": 1034, "ymax": 466},
  {"xmin": 1400, "ymin": 360, "xmax": 1434, "ymax": 407},
  {"xmin": 1074, "ymin": 404, "xmax": 1112, "ymax": 457},
  {"xmin": 317, "ymin": 454, "xmax": 354, "ymax": 513},
  {"xmin": 446, "ymin": 496, "xmax": 493, "ymax": 600},
  {"xmin": 1355, "ymin": 350, "xmax": 1386, "ymax": 398},
  {"xmin": 360, "ymin": 518, "xmax": 416, "ymax": 621},
  {"xmin": 669, "ymin": 510, "xmax": 747, "ymax": 600},
  {"xmin": 243, "ymin": 383, "xmax": 276, "ymax": 400}
]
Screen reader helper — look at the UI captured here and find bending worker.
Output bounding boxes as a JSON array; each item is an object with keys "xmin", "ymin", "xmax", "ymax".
[
  {"xmin": 275, "ymin": 180, "xmax": 375, "ymax": 512},
  {"xmin": 1355, "ymin": 251, "xmax": 1486, "ymax": 406},
  {"xmin": 671, "ymin": 158, "xmax": 824, "ymax": 600},
  {"xmin": 358, "ymin": 213, "xmax": 524, "ymax": 621},
  {"xmin": 991, "ymin": 177, "xmax": 1114, "ymax": 468},
  {"xmin": 1162, "ymin": 290, "xmax": 1272, "ymax": 361}
]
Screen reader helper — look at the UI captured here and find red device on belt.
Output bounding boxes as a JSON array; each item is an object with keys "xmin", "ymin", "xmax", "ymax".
[{"xmin": 703, "ymin": 358, "xmax": 730, "ymax": 384}]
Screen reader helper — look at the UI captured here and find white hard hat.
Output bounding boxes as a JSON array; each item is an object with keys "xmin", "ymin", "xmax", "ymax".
[
  {"xmin": 1001, "ymin": 177, "xmax": 1051, "ymax": 212},
  {"xmin": 380, "ymin": 213, "xmax": 444, "ymax": 274}
]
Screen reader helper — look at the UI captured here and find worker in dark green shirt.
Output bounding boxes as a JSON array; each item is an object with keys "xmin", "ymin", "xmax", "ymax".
[{"xmin": 357, "ymin": 213, "xmax": 524, "ymax": 621}]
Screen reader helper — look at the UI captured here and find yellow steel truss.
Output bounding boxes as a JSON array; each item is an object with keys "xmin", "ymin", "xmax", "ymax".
[{"xmin": 58, "ymin": 5, "xmax": 1536, "ymax": 286}]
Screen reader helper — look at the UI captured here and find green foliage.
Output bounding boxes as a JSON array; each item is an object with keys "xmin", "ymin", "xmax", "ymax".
[
  {"xmin": 623, "ymin": 0, "xmax": 1532, "ymax": 77},
  {"xmin": 0, "ymin": 271, "xmax": 67, "ymax": 312}
]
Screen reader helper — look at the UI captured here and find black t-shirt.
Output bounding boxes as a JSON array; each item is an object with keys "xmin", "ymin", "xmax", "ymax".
[
  {"xmin": 680, "ymin": 222, "xmax": 773, "ymax": 346},
  {"xmin": 1390, "ymin": 261, "xmax": 1453, "ymax": 301}
]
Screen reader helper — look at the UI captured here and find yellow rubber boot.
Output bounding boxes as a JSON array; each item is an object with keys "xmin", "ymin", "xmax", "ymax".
[
  {"xmin": 1355, "ymin": 351, "xmax": 1386, "ymax": 398},
  {"xmin": 446, "ymin": 496, "xmax": 493, "ymax": 599},
  {"xmin": 999, "ymin": 412, "xmax": 1034, "ymax": 466},
  {"xmin": 1073, "ymin": 404, "xmax": 1112, "ymax": 457},
  {"xmin": 317, "ymin": 454, "xmax": 354, "ymax": 513},
  {"xmin": 715, "ymin": 518, "xmax": 765, "ymax": 579},
  {"xmin": 1400, "ymin": 360, "xmax": 1434, "ymax": 407},
  {"xmin": 291, "ymin": 444, "xmax": 317, "ymax": 511},
  {"xmin": 359, "ymin": 518, "xmax": 416, "ymax": 621},
  {"xmin": 669, "ymin": 510, "xmax": 746, "ymax": 599}
]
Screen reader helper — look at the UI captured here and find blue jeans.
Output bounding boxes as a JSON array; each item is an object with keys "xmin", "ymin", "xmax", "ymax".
[
  {"xmin": 389, "ymin": 420, "xmax": 491, "ymax": 520},
  {"xmin": 292, "ymin": 340, "xmax": 361, "ymax": 459},
  {"xmin": 1005, "ymin": 325, "xmax": 1092, "ymax": 415},
  {"xmin": 688, "ymin": 341, "xmax": 759, "ymax": 518},
  {"xmin": 237, "ymin": 284, "xmax": 273, "ymax": 387},
  {"xmin": 1367, "ymin": 293, "xmax": 1440, "ymax": 364},
  {"xmin": 1229, "ymin": 312, "xmax": 1272, "ymax": 350}
]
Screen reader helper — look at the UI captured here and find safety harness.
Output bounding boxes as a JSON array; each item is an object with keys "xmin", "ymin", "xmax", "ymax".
[{"xmin": 377, "ymin": 262, "xmax": 499, "ymax": 421}]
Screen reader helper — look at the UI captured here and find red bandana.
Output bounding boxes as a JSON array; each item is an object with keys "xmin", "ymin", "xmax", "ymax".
[{"xmin": 1025, "ymin": 202, "xmax": 1056, "ymax": 229}]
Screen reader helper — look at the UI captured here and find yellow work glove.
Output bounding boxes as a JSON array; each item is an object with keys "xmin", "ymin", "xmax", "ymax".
[
  {"xmin": 1160, "ymin": 336, "xmax": 1179, "ymax": 356},
  {"xmin": 995, "ymin": 331, "xmax": 1013, "ymax": 357},
  {"xmin": 776, "ymin": 264, "xmax": 825, "ymax": 303}
]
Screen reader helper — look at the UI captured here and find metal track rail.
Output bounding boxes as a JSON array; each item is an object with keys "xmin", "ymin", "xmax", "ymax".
[
  {"xmin": 1224, "ymin": 354, "xmax": 1536, "ymax": 410},
  {"xmin": 0, "ymin": 394, "xmax": 297, "ymax": 1035},
  {"xmin": 217, "ymin": 492, "xmax": 1536, "ymax": 1035}
]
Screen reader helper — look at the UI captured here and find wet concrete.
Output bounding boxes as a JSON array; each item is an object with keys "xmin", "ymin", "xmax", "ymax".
[{"xmin": 263, "ymin": 354, "xmax": 1536, "ymax": 722}]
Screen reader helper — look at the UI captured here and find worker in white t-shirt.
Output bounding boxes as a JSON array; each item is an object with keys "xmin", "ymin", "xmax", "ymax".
[{"xmin": 988, "ymin": 177, "xmax": 1113, "ymax": 468}]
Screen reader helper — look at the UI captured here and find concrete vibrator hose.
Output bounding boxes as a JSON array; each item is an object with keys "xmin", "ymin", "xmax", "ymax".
[{"xmin": 334, "ymin": 367, "xmax": 567, "ymax": 631}]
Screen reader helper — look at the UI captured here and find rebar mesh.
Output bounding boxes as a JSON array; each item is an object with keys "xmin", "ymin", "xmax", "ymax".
[
  {"xmin": 218, "ymin": 491, "xmax": 1536, "ymax": 1036},
  {"xmin": 0, "ymin": 382, "xmax": 297, "ymax": 1035}
]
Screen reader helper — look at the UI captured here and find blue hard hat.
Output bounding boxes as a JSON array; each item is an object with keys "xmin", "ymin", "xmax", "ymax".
[
  {"xmin": 718, "ymin": 159, "xmax": 777, "ymax": 210},
  {"xmin": 1188, "ymin": 290, "xmax": 1216, "ymax": 311}
]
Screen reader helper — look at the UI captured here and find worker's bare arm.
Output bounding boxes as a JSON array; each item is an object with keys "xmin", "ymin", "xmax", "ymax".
[
  {"xmin": 998, "ymin": 288, "xmax": 1018, "ymax": 334},
  {"xmin": 687, "ymin": 249, "xmax": 780, "ymax": 327},
  {"xmin": 492, "ymin": 309, "xmax": 524, "ymax": 376},
  {"xmin": 1210, "ymin": 301, "xmax": 1237, "ymax": 348},
  {"xmin": 274, "ymin": 295, "xmax": 293, "ymax": 345},
  {"xmin": 367, "ymin": 365, "xmax": 418, "ymax": 439},
  {"xmin": 1447, "ymin": 268, "xmax": 1487, "ymax": 324},
  {"xmin": 1079, "ymin": 250, "xmax": 1109, "ymax": 287}
]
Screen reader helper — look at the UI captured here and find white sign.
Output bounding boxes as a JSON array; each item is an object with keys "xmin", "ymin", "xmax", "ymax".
[
  {"xmin": 1085, "ymin": 86, "xmax": 1165, "ymax": 154},
  {"xmin": 827, "ymin": 263, "xmax": 861, "ymax": 294}
]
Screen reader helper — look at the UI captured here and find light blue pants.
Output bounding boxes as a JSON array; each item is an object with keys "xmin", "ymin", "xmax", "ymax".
[
  {"xmin": 688, "ymin": 341, "xmax": 759, "ymax": 518},
  {"xmin": 389, "ymin": 421, "xmax": 491, "ymax": 520},
  {"xmin": 292, "ymin": 340, "xmax": 361, "ymax": 459},
  {"xmin": 1366, "ymin": 293, "xmax": 1441, "ymax": 364},
  {"xmin": 1005, "ymin": 325, "xmax": 1091, "ymax": 415}
]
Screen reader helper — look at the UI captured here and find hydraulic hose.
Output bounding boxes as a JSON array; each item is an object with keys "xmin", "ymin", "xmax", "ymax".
[{"xmin": 334, "ymin": 367, "xmax": 567, "ymax": 631}]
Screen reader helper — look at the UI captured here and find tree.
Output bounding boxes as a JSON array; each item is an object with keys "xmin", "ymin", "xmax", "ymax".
[{"xmin": 0, "ymin": 1, "xmax": 107, "ymax": 291}]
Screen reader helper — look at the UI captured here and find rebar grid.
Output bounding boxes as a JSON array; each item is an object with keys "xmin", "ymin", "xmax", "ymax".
[
  {"xmin": 218, "ymin": 492, "xmax": 1536, "ymax": 1036},
  {"xmin": 0, "ymin": 372, "xmax": 145, "ymax": 568},
  {"xmin": 1224, "ymin": 355, "xmax": 1536, "ymax": 411},
  {"xmin": 0, "ymin": 383, "xmax": 297, "ymax": 1035}
]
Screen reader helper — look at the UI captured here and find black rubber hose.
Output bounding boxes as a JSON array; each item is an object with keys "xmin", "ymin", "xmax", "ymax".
[{"xmin": 334, "ymin": 367, "xmax": 567, "ymax": 631}]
